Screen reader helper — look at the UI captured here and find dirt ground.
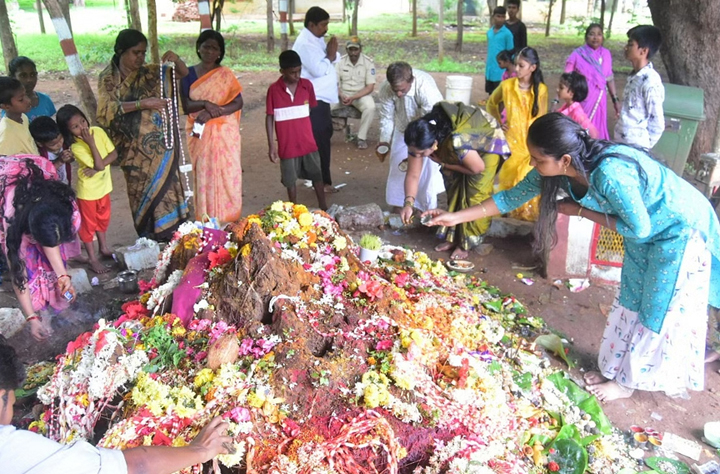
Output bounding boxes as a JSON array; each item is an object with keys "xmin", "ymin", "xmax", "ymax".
[{"xmin": 3, "ymin": 54, "xmax": 719, "ymax": 467}]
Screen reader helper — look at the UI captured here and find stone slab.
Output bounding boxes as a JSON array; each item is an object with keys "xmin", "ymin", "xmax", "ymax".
[
  {"xmin": 115, "ymin": 239, "xmax": 161, "ymax": 271},
  {"xmin": 486, "ymin": 217, "xmax": 534, "ymax": 238},
  {"xmin": 0, "ymin": 308, "xmax": 25, "ymax": 338},
  {"xmin": 335, "ymin": 203, "xmax": 384, "ymax": 229},
  {"xmin": 67, "ymin": 267, "xmax": 93, "ymax": 294}
]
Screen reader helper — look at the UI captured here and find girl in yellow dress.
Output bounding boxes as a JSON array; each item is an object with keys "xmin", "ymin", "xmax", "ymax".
[{"xmin": 486, "ymin": 47, "xmax": 548, "ymax": 221}]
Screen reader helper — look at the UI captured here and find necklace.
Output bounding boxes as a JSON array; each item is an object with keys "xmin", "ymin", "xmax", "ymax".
[{"xmin": 160, "ymin": 63, "xmax": 193, "ymax": 200}]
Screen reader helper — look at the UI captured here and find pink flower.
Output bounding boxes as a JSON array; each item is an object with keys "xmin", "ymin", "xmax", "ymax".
[
  {"xmin": 194, "ymin": 351, "xmax": 207, "ymax": 362},
  {"xmin": 224, "ymin": 407, "xmax": 251, "ymax": 423},
  {"xmin": 375, "ymin": 340, "xmax": 393, "ymax": 351}
]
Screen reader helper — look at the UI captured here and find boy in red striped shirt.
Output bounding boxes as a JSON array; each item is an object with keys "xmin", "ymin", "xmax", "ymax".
[{"xmin": 266, "ymin": 50, "xmax": 327, "ymax": 210}]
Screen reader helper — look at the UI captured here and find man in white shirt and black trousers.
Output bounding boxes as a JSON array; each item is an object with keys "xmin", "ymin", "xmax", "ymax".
[{"xmin": 292, "ymin": 6, "xmax": 340, "ymax": 194}]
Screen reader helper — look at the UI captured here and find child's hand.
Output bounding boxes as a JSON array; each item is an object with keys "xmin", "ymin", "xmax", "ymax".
[
  {"xmin": 59, "ymin": 149, "xmax": 74, "ymax": 163},
  {"xmin": 268, "ymin": 148, "xmax": 279, "ymax": 163},
  {"xmin": 80, "ymin": 127, "xmax": 95, "ymax": 145},
  {"xmin": 82, "ymin": 168, "xmax": 98, "ymax": 178}
]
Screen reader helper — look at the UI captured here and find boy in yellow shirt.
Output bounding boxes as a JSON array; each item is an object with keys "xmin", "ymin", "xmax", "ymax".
[
  {"xmin": 57, "ymin": 105, "xmax": 117, "ymax": 274},
  {"xmin": 0, "ymin": 77, "xmax": 39, "ymax": 156}
]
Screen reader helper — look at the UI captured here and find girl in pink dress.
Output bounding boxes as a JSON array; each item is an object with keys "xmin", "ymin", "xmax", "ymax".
[
  {"xmin": 557, "ymin": 72, "xmax": 599, "ymax": 138},
  {"xmin": 564, "ymin": 23, "xmax": 620, "ymax": 139},
  {"xmin": 0, "ymin": 155, "xmax": 80, "ymax": 341}
]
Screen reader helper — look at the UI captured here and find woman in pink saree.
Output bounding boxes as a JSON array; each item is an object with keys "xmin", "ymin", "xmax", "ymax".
[
  {"xmin": 564, "ymin": 23, "xmax": 620, "ymax": 140},
  {"xmin": 181, "ymin": 30, "xmax": 244, "ymax": 223}
]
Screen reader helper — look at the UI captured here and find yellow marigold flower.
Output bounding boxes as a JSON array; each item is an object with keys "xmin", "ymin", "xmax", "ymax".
[
  {"xmin": 75, "ymin": 393, "xmax": 90, "ymax": 407},
  {"xmin": 193, "ymin": 368, "xmax": 215, "ymax": 388},
  {"xmin": 298, "ymin": 212, "xmax": 314, "ymax": 228},
  {"xmin": 293, "ymin": 204, "xmax": 309, "ymax": 217},
  {"xmin": 247, "ymin": 391, "xmax": 266, "ymax": 408},
  {"xmin": 172, "ymin": 325, "xmax": 186, "ymax": 338},
  {"xmin": 270, "ymin": 201, "xmax": 285, "ymax": 212},
  {"xmin": 172, "ymin": 437, "xmax": 189, "ymax": 447},
  {"xmin": 398, "ymin": 447, "xmax": 408, "ymax": 460},
  {"xmin": 240, "ymin": 244, "xmax": 252, "ymax": 258},
  {"xmin": 333, "ymin": 236, "xmax": 347, "ymax": 251}
]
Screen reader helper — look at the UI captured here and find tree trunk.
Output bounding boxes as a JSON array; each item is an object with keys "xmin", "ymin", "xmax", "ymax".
[
  {"xmin": 648, "ymin": 0, "xmax": 720, "ymax": 166},
  {"xmin": 455, "ymin": 0, "xmax": 463, "ymax": 52},
  {"xmin": 128, "ymin": 0, "xmax": 141, "ymax": 30},
  {"xmin": 36, "ymin": 0, "xmax": 46, "ymax": 34},
  {"xmin": 438, "ymin": 0, "xmax": 444, "ymax": 63},
  {"xmin": 560, "ymin": 0, "xmax": 567, "ymax": 24},
  {"xmin": 342, "ymin": 0, "xmax": 346, "ymax": 23},
  {"xmin": 350, "ymin": 0, "xmax": 358, "ymax": 36},
  {"xmin": 42, "ymin": 0, "xmax": 97, "ymax": 123},
  {"xmin": 212, "ymin": 0, "xmax": 223, "ymax": 31},
  {"xmin": 147, "ymin": 0, "xmax": 159, "ymax": 64},
  {"xmin": 607, "ymin": 0, "xmax": 618, "ymax": 37},
  {"xmin": 279, "ymin": 0, "xmax": 288, "ymax": 51},
  {"xmin": 0, "ymin": 0, "xmax": 18, "ymax": 74},
  {"xmin": 59, "ymin": 0, "xmax": 72, "ymax": 33},
  {"xmin": 545, "ymin": 0, "xmax": 555, "ymax": 37},
  {"xmin": 288, "ymin": 0, "xmax": 294, "ymax": 35},
  {"xmin": 411, "ymin": 0, "xmax": 417, "ymax": 37},
  {"xmin": 599, "ymin": 0, "xmax": 605, "ymax": 28},
  {"xmin": 266, "ymin": 0, "xmax": 274, "ymax": 53},
  {"xmin": 587, "ymin": 0, "xmax": 593, "ymax": 16},
  {"xmin": 486, "ymin": 0, "xmax": 497, "ymax": 25}
]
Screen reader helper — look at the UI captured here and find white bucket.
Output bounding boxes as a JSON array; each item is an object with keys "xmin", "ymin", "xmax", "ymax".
[{"xmin": 445, "ymin": 75, "xmax": 473, "ymax": 105}]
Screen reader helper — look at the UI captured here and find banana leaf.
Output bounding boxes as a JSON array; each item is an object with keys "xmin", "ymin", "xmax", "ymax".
[
  {"xmin": 553, "ymin": 438, "xmax": 588, "ymax": 474},
  {"xmin": 534, "ymin": 334, "xmax": 575, "ymax": 368},
  {"xmin": 546, "ymin": 372, "xmax": 613, "ymax": 436}
]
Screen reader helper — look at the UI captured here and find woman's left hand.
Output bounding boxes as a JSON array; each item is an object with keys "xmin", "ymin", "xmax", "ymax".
[
  {"xmin": 161, "ymin": 50, "xmax": 181, "ymax": 63},
  {"xmin": 29, "ymin": 318, "xmax": 49, "ymax": 341},
  {"xmin": 557, "ymin": 200, "xmax": 581, "ymax": 216}
]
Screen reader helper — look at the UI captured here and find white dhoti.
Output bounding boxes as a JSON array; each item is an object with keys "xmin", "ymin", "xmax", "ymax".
[{"xmin": 385, "ymin": 129, "xmax": 445, "ymax": 211}]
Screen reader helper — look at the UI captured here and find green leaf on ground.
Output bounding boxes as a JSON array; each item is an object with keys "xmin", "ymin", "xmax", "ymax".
[
  {"xmin": 553, "ymin": 438, "xmax": 588, "ymax": 474},
  {"xmin": 534, "ymin": 334, "xmax": 575, "ymax": 368}
]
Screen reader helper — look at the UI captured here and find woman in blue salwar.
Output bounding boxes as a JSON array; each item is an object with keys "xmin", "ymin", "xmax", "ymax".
[{"xmin": 425, "ymin": 113, "xmax": 720, "ymax": 401}]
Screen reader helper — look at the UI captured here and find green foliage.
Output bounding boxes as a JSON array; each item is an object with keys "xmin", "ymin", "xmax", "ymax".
[
  {"xmin": 534, "ymin": 334, "xmax": 575, "ymax": 368},
  {"xmin": 546, "ymin": 372, "xmax": 613, "ymax": 436},
  {"xmin": 141, "ymin": 324, "xmax": 186, "ymax": 372},
  {"xmin": 552, "ymin": 438, "xmax": 588, "ymax": 474}
]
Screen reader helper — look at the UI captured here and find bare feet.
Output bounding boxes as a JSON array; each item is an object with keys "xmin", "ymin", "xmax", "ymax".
[
  {"xmin": 586, "ymin": 380, "xmax": 634, "ymax": 401},
  {"xmin": 450, "ymin": 247, "xmax": 469, "ymax": 260},
  {"xmin": 434, "ymin": 242, "xmax": 454, "ymax": 252},
  {"xmin": 71, "ymin": 254, "xmax": 89, "ymax": 264},
  {"xmin": 99, "ymin": 248, "xmax": 114, "ymax": 260},
  {"xmin": 583, "ymin": 371, "xmax": 608, "ymax": 385},
  {"xmin": 324, "ymin": 185, "xmax": 339, "ymax": 194},
  {"xmin": 89, "ymin": 259, "xmax": 110, "ymax": 274},
  {"xmin": 706, "ymin": 350, "xmax": 720, "ymax": 364}
]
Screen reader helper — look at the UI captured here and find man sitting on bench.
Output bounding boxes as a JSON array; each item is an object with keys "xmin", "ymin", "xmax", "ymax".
[{"xmin": 333, "ymin": 36, "xmax": 376, "ymax": 149}]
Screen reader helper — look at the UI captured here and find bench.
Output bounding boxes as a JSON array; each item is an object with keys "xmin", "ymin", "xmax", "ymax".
[{"xmin": 331, "ymin": 105, "xmax": 362, "ymax": 140}]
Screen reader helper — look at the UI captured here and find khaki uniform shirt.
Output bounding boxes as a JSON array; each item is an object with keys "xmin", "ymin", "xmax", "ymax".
[{"xmin": 336, "ymin": 53, "xmax": 376, "ymax": 95}]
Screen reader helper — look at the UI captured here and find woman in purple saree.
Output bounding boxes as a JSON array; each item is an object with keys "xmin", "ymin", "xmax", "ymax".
[{"xmin": 564, "ymin": 23, "xmax": 620, "ymax": 139}]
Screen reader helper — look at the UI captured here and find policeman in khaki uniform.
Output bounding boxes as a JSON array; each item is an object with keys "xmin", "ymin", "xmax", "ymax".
[{"xmin": 334, "ymin": 36, "xmax": 376, "ymax": 149}]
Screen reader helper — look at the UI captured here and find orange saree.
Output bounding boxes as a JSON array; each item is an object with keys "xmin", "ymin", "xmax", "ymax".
[{"xmin": 186, "ymin": 66, "xmax": 243, "ymax": 223}]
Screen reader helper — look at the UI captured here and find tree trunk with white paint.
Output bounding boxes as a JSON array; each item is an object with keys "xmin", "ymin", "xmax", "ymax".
[
  {"xmin": 42, "ymin": 0, "xmax": 97, "ymax": 123},
  {"xmin": 197, "ymin": 0, "xmax": 211, "ymax": 31},
  {"xmin": 0, "ymin": 0, "xmax": 18, "ymax": 74},
  {"xmin": 147, "ymin": 0, "xmax": 159, "ymax": 64}
]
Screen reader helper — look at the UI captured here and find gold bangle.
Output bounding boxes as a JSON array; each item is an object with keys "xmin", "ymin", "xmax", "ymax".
[
  {"xmin": 577, "ymin": 207, "xmax": 583, "ymax": 218},
  {"xmin": 135, "ymin": 100, "xmax": 141, "ymax": 111},
  {"xmin": 480, "ymin": 203, "xmax": 487, "ymax": 217}
]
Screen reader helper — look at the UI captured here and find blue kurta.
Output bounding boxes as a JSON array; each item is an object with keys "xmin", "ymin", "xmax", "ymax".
[
  {"xmin": 486, "ymin": 25, "xmax": 514, "ymax": 82},
  {"xmin": 494, "ymin": 144, "xmax": 720, "ymax": 333}
]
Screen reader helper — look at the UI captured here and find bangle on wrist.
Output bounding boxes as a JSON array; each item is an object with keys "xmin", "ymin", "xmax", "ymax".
[
  {"xmin": 135, "ymin": 99, "xmax": 142, "ymax": 110},
  {"xmin": 57, "ymin": 274, "xmax": 71, "ymax": 281},
  {"xmin": 26, "ymin": 313, "xmax": 39, "ymax": 322},
  {"xmin": 577, "ymin": 206, "xmax": 583, "ymax": 218},
  {"xmin": 611, "ymin": 95, "xmax": 619, "ymax": 104}
]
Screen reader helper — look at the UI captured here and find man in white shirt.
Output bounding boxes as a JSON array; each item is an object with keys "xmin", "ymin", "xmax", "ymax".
[
  {"xmin": 0, "ymin": 340, "xmax": 232, "ymax": 474},
  {"xmin": 292, "ymin": 6, "xmax": 340, "ymax": 193},
  {"xmin": 377, "ymin": 62, "xmax": 444, "ymax": 211}
]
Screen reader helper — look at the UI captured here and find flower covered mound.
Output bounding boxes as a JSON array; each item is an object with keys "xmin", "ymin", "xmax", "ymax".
[{"xmin": 33, "ymin": 201, "xmax": 635, "ymax": 473}]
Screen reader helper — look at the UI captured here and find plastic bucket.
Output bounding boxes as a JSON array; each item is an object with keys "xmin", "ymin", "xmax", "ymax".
[{"xmin": 445, "ymin": 75, "xmax": 473, "ymax": 105}]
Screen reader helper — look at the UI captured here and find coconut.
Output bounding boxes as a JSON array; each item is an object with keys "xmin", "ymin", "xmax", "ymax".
[{"xmin": 207, "ymin": 333, "xmax": 240, "ymax": 370}]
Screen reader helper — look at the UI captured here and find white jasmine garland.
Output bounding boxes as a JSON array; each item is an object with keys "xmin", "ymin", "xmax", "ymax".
[{"xmin": 146, "ymin": 270, "xmax": 184, "ymax": 312}]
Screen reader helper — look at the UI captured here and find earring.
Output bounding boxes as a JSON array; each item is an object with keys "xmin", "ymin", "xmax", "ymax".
[{"xmin": 563, "ymin": 164, "xmax": 568, "ymax": 174}]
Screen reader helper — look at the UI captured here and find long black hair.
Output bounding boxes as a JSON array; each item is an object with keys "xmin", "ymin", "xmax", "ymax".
[
  {"xmin": 404, "ymin": 103, "xmax": 454, "ymax": 150},
  {"xmin": 112, "ymin": 29, "xmax": 148, "ymax": 67},
  {"xmin": 516, "ymin": 47, "xmax": 544, "ymax": 117},
  {"xmin": 3, "ymin": 160, "xmax": 76, "ymax": 291},
  {"xmin": 527, "ymin": 113, "xmax": 648, "ymax": 270},
  {"xmin": 56, "ymin": 104, "xmax": 88, "ymax": 149},
  {"xmin": 196, "ymin": 29, "xmax": 225, "ymax": 64}
]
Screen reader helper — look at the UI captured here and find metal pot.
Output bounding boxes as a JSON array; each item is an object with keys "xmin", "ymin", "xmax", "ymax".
[{"xmin": 117, "ymin": 270, "xmax": 139, "ymax": 294}]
